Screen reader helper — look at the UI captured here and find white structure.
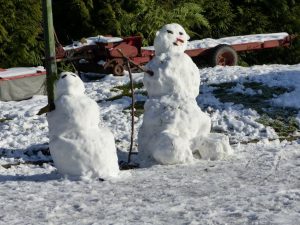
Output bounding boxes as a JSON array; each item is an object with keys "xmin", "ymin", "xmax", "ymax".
[
  {"xmin": 47, "ymin": 72, "xmax": 119, "ymax": 179},
  {"xmin": 138, "ymin": 23, "xmax": 233, "ymax": 164}
]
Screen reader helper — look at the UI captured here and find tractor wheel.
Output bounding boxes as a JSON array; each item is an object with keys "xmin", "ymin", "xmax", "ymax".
[
  {"xmin": 209, "ymin": 44, "xmax": 238, "ymax": 67},
  {"xmin": 112, "ymin": 64, "xmax": 124, "ymax": 76}
]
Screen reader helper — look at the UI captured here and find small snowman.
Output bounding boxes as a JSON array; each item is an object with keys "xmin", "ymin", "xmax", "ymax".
[
  {"xmin": 47, "ymin": 72, "xmax": 119, "ymax": 179},
  {"xmin": 138, "ymin": 23, "xmax": 233, "ymax": 164}
]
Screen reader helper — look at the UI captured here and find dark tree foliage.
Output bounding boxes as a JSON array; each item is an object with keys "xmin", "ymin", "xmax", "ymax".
[
  {"xmin": 119, "ymin": 0, "xmax": 209, "ymax": 45},
  {"xmin": 229, "ymin": 0, "xmax": 300, "ymax": 64},
  {"xmin": 0, "ymin": 0, "xmax": 43, "ymax": 68},
  {"xmin": 192, "ymin": 0, "xmax": 235, "ymax": 39},
  {"xmin": 52, "ymin": 0, "xmax": 95, "ymax": 44},
  {"xmin": 0, "ymin": 0, "xmax": 299, "ymax": 67},
  {"xmin": 91, "ymin": 0, "xmax": 123, "ymax": 37}
]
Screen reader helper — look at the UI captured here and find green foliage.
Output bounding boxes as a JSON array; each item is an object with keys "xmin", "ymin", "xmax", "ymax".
[
  {"xmin": 193, "ymin": 0, "xmax": 235, "ymax": 38},
  {"xmin": 106, "ymin": 81, "xmax": 146, "ymax": 117},
  {"xmin": 108, "ymin": 0, "xmax": 210, "ymax": 45},
  {"xmin": 90, "ymin": 0, "xmax": 123, "ymax": 37},
  {"xmin": 211, "ymin": 81, "xmax": 299, "ymax": 138},
  {"xmin": 0, "ymin": 117, "xmax": 13, "ymax": 123},
  {"xmin": 57, "ymin": 61, "xmax": 76, "ymax": 74},
  {"xmin": 53, "ymin": 0, "xmax": 95, "ymax": 44},
  {"xmin": 0, "ymin": 0, "xmax": 44, "ymax": 68},
  {"xmin": 123, "ymin": 101, "xmax": 145, "ymax": 117},
  {"xmin": 0, "ymin": 0, "xmax": 300, "ymax": 67},
  {"xmin": 107, "ymin": 82, "xmax": 144, "ymax": 101},
  {"xmin": 229, "ymin": 0, "xmax": 300, "ymax": 64}
]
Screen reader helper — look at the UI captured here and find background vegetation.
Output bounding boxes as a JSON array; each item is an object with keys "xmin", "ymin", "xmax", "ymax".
[{"xmin": 0, "ymin": 0, "xmax": 299, "ymax": 68}]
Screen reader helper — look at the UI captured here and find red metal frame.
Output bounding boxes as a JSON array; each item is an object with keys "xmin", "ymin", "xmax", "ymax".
[{"xmin": 56, "ymin": 34, "xmax": 296, "ymax": 74}]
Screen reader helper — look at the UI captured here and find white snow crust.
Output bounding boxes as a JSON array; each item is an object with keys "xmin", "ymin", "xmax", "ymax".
[
  {"xmin": 63, "ymin": 36, "xmax": 123, "ymax": 51},
  {"xmin": 0, "ymin": 66, "xmax": 45, "ymax": 78},
  {"xmin": 143, "ymin": 32, "xmax": 289, "ymax": 51},
  {"xmin": 188, "ymin": 32, "xmax": 289, "ymax": 49},
  {"xmin": 0, "ymin": 62, "xmax": 299, "ymax": 224}
]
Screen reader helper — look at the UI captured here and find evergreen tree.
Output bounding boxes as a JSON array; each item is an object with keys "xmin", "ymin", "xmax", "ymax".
[
  {"xmin": 52, "ymin": 0, "xmax": 95, "ymax": 44},
  {"xmin": 229, "ymin": 0, "xmax": 300, "ymax": 64},
  {"xmin": 192, "ymin": 0, "xmax": 235, "ymax": 39},
  {"xmin": 0, "ymin": 0, "xmax": 299, "ymax": 67},
  {"xmin": 91, "ymin": 0, "xmax": 123, "ymax": 37},
  {"xmin": 0, "ymin": 0, "xmax": 43, "ymax": 68},
  {"xmin": 118, "ymin": 0, "xmax": 209, "ymax": 45}
]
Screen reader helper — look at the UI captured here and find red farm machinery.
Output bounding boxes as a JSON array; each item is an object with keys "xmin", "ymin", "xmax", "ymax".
[{"xmin": 55, "ymin": 33, "xmax": 296, "ymax": 76}]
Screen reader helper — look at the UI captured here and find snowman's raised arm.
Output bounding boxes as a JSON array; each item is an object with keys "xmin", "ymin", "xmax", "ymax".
[{"xmin": 116, "ymin": 48, "xmax": 153, "ymax": 76}]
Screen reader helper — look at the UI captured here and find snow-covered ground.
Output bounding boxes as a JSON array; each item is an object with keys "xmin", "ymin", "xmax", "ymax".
[{"xmin": 0, "ymin": 64, "xmax": 299, "ymax": 224}]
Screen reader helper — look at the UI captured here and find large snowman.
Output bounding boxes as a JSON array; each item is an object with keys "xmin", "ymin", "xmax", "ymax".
[
  {"xmin": 47, "ymin": 72, "xmax": 119, "ymax": 179},
  {"xmin": 138, "ymin": 23, "xmax": 233, "ymax": 164}
]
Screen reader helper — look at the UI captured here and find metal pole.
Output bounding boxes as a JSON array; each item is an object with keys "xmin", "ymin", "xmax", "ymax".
[{"xmin": 42, "ymin": 0, "xmax": 57, "ymax": 111}]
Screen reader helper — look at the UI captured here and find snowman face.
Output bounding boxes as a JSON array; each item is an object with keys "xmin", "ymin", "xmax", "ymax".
[
  {"xmin": 154, "ymin": 23, "xmax": 190, "ymax": 55},
  {"xmin": 55, "ymin": 72, "xmax": 85, "ymax": 98}
]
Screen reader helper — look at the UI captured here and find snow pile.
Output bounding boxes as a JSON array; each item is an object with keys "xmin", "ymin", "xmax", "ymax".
[
  {"xmin": 63, "ymin": 35, "xmax": 123, "ymax": 51},
  {"xmin": 188, "ymin": 32, "xmax": 289, "ymax": 49},
  {"xmin": 47, "ymin": 72, "xmax": 119, "ymax": 179},
  {"xmin": 139, "ymin": 24, "xmax": 232, "ymax": 164},
  {"xmin": 143, "ymin": 32, "xmax": 289, "ymax": 51},
  {"xmin": 0, "ymin": 66, "xmax": 45, "ymax": 78}
]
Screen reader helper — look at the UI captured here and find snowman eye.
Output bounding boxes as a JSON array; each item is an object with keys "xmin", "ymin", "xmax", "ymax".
[
  {"xmin": 61, "ymin": 75, "xmax": 67, "ymax": 79},
  {"xmin": 71, "ymin": 74, "xmax": 76, "ymax": 77},
  {"xmin": 179, "ymin": 32, "xmax": 183, "ymax": 35},
  {"xmin": 167, "ymin": 30, "xmax": 173, "ymax": 34}
]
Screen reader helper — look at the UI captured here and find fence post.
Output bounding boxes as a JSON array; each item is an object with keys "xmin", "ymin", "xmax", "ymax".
[{"xmin": 42, "ymin": 0, "xmax": 57, "ymax": 111}]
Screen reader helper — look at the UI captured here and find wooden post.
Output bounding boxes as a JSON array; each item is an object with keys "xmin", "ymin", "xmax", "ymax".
[{"xmin": 42, "ymin": 0, "xmax": 57, "ymax": 111}]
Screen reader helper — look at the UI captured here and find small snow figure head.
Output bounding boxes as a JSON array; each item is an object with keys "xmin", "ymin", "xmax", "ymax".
[
  {"xmin": 55, "ymin": 72, "xmax": 85, "ymax": 98},
  {"xmin": 154, "ymin": 23, "xmax": 190, "ymax": 55}
]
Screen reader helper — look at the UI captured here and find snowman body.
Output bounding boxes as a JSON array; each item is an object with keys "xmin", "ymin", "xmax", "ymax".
[
  {"xmin": 47, "ymin": 72, "xmax": 119, "ymax": 179},
  {"xmin": 138, "ymin": 24, "xmax": 232, "ymax": 164}
]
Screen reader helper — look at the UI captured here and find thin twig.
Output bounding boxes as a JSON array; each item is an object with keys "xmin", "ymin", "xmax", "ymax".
[
  {"xmin": 116, "ymin": 49, "xmax": 153, "ymax": 76},
  {"xmin": 126, "ymin": 59, "xmax": 135, "ymax": 164},
  {"xmin": 116, "ymin": 49, "xmax": 136, "ymax": 165}
]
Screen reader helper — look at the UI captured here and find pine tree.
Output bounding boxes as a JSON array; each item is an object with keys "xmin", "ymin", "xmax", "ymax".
[
  {"xmin": 0, "ymin": 0, "xmax": 44, "ymax": 68},
  {"xmin": 118, "ymin": 0, "xmax": 210, "ymax": 45},
  {"xmin": 229, "ymin": 0, "xmax": 300, "ymax": 64},
  {"xmin": 91, "ymin": 0, "xmax": 122, "ymax": 36},
  {"xmin": 52, "ymin": 0, "xmax": 95, "ymax": 44}
]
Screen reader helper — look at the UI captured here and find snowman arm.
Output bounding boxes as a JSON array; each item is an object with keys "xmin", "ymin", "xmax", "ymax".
[{"xmin": 116, "ymin": 48, "xmax": 153, "ymax": 76}]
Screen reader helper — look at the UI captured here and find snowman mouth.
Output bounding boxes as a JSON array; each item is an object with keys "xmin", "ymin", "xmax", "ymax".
[{"xmin": 173, "ymin": 38, "xmax": 184, "ymax": 46}]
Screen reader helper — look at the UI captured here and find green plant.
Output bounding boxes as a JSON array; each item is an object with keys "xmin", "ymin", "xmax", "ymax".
[{"xmin": 211, "ymin": 81, "xmax": 299, "ymax": 139}]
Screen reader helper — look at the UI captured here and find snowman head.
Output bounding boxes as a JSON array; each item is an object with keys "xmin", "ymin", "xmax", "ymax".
[
  {"xmin": 55, "ymin": 72, "xmax": 85, "ymax": 98},
  {"xmin": 154, "ymin": 23, "xmax": 190, "ymax": 55}
]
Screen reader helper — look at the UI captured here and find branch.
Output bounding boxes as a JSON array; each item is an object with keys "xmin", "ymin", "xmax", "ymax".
[{"xmin": 116, "ymin": 49, "xmax": 154, "ymax": 76}]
